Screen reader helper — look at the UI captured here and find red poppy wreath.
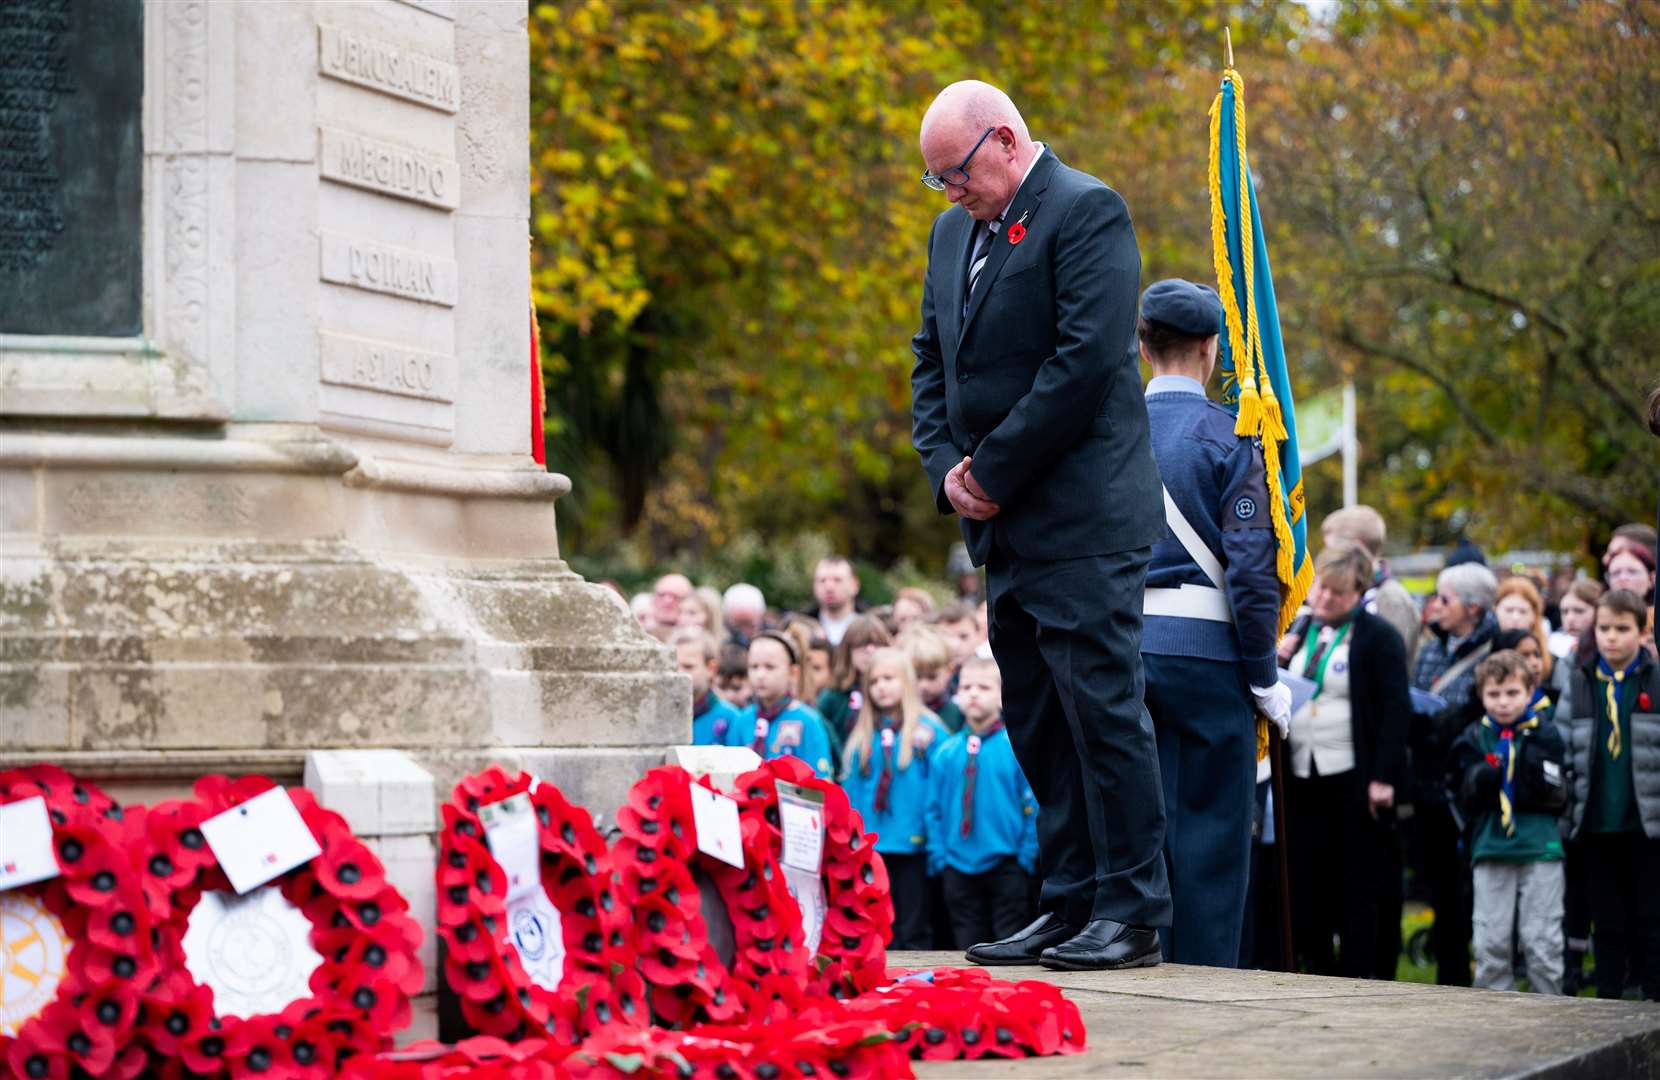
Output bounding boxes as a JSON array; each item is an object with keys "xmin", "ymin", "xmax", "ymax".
[
  {"xmin": 730, "ymin": 756, "xmax": 894, "ymax": 1000},
  {"xmin": 133, "ymin": 774, "xmax": 423, "ymax": 1078},
  {"xmin": 0, "ymin": 766, "xmax": 155, "ymax": 1080},
  {"xmin": 436, "ymin": 766, "xmax": 646, "ymax": 1043},
  {"xmin": 612, "ymin": 766, "xmax": 811, "ymax": 1028}
]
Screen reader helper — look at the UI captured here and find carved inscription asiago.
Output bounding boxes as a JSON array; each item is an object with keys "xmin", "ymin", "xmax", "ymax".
[
  {"xmin": 0, "ymin": 0, "xmax": 73, "ymax": 272},
  {"xmin": 319, "ymin": 126, "xmax": 460, "ymax": 210},
  {"xmin": 319, "ymin": 331, "xmax": 455, "ymax": 403},
  {"xmin": 319, "ymin": 230, "xmax": 458, "ymax": 306},
  {"xmin": 318, "ymin": 25, "xmax": 459, "ymax": 113}
]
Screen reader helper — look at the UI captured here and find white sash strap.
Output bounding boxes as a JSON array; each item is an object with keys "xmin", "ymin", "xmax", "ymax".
[{"xmin": 1143, "ymin": 485, "xmax": 1234, "ymax": 624}]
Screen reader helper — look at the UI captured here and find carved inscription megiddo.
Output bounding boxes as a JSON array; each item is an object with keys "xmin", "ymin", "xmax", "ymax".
[
  {"xmin": 320, "ymin": 331, "xmax": 454, "ymax": 403},
  {"xmin": 318, "ymin": 25, "xmax": 459, "ymax": 113},
  {"xmin": 0, "ymin": 0, "xmax": 141, "ymax": 336},
  {"xmin": 319, "ymin": 231, "xmax": 458, "ymax": 307},
  {"xmin": 319, "ymin": 127, "xmax": 460, "ymax": 210}
]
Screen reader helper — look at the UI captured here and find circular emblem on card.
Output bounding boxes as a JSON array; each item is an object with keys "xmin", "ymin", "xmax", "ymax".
[
  {"xmin": 181, "ymin": 886, "xmax": 323, "ymax": 1020},
  {"xmin": 1332, "ymin": 661, "xmax": 1347, "ymax": 675},
  {"xmin": 0, "ymin": 893, "xmax": 68, "ymax": 1037},
  {"xmin": 1234, "ymin": 497, "xmax": 1257, "ymax": 520}
]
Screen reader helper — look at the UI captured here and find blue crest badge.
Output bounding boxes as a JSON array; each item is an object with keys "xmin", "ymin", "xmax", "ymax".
[{"xmin": 1234, "ymin": 496, "xmax": 1257, "ymax": 520}]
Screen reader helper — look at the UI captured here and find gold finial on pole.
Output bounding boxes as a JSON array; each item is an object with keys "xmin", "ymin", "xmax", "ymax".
[{"xmin": 1224, "ymin": 26, "xmax": 1234, "ymax": 68}]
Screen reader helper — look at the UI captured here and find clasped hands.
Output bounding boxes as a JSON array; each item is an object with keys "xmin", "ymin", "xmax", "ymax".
[{"xmin": 945, "ymin": 456, "xmax": 1000, "ymax": 520}]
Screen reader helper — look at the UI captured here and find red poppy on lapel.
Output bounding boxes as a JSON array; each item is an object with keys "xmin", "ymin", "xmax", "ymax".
[
  {"xmin": 1640, "ymin": 692, "xmax": 1652, "ymax": 710},
  {"xmin": 1006, "ymin": 222, "xmax": 1026, "ymax": 245}
]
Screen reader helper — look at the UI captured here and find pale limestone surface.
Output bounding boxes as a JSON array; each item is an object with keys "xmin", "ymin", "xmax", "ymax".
[
  {"xmin": 0, "ymin": 0, "xmax": 682, "ymax": 986},
  {"xmin": 889, "ymin": 953, "xmax": 1660, "ymax": 1078}
]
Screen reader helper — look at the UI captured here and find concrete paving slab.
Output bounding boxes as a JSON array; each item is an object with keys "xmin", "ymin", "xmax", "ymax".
[{"xmin": 889, "ymin": 951, "xmax": 1660, "ymax": 1078}]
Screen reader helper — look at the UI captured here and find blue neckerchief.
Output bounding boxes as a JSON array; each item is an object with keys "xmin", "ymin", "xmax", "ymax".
[
  {"xmin": 1481, "ymin": 712, "xmax": 1539, "ymax": 837},
  {"xmin": 1525, "ymin": 686, "xmax": 1552, "ymax": 723}
]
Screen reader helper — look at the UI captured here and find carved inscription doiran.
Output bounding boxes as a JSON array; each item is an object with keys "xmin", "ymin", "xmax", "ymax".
[
  {"xmin": 318, "ymin": 25, "xmax": 459, "ymax": 113},
  {"xmin": 318, "ymin": 127, "xmax": 459, "ymax": 209},
  {"xmin": 319, "ymin": 230, "xmax": 457, "ymax": 306},
  {"xmin": 320, "ymin": 331, "xmax": 454, "ymax": 403}
]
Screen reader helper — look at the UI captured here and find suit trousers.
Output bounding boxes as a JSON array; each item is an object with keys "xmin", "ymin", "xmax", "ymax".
[
  {"xmin": 1144, "ymin": 653, "xmax": 1255, "ymax": 967},
  {"xmin": 986, "ymin": 544, "xmax": 1171, "ymax": 928},
  {"xmin": 1584, "ymin": 830, "xmax": 1660, "ymax": 1000},
  {"xmin": 883, "ymin": 852, "xmax": 931, "ymax": 951}
]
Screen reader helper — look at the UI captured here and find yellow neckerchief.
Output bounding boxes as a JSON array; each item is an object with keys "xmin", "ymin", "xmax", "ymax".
[{"xmin": 1597, "ymin": 655, "xmax": 1640, "ymax": 760}]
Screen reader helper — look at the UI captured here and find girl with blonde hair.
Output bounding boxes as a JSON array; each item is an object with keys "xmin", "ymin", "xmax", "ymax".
[{"xmin": 840, "ymin": 646, "xmax": 948, "ymax": 949}]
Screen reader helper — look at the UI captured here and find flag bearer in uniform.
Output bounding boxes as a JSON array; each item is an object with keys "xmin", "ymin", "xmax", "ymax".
[{"xmin": 1136, "ymin": 279, "xmax": 1291, "ymax": 968}]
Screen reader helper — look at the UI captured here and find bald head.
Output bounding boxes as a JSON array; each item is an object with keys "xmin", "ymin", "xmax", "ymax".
[{"xmin": 918, "ymin": 81, "xmax": 1037, "ymax": 222}]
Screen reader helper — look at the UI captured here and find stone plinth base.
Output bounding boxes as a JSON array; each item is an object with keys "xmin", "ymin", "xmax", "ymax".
[
  {"xmin": 889, "ymin": 952, "xmax": 1660, "ymax": 1078},
  {"xmin": 0, "ymin": 423, "xmax": 683, "ymax": 820}
]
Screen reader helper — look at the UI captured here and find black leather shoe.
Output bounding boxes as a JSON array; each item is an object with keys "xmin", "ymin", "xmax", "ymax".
[
  {"xmin": 1039, "ymin": 919, "xmax": 1163, "ymax": 971},
  {"xmin": 965, "ymin": 912, "xmax": 1078, "ymax": 966}
]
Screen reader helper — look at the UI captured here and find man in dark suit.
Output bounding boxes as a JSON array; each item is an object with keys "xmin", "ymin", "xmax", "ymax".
[{"xmin": 910, "ymin": 80, "xmax": 1170, "ymax": 970}]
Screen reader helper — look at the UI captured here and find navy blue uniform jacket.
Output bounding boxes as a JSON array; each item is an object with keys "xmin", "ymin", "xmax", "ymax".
[{"xmin": 910, "ymin": 148, "xmax": 1163, "ymax": 566}]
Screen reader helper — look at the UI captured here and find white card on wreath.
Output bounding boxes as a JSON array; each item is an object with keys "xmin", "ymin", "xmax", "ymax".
[
  {"xmin": 775, "ymin": 781, "xmax": 825, "ymax": 874},
  {"xmin": 0, "ymin": 796, "xmax": 60, "ymax": 891},
  {"xmin": 782, "ymin": 863, "xmax": 826, "ymax": 954},
  {"xmin": 200, "ymin": 787, "xmax": 322, "ymax": 895},
  {"xmin": 689, "ymin": 785, "xmax": 744, "ymax": 869},
  {"xmin": 481, "ymin": 792, "xmax": 542, "ymax": 903}
]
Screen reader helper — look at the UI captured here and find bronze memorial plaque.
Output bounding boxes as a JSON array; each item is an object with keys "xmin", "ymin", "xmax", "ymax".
[{"xmin": 0, "ymin": 0, "xmax": 142, "ymax": 337}]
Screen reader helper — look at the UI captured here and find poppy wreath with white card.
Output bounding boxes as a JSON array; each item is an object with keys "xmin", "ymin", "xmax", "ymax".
[
  {"xmin": 730, "ymin": 757, "xmax": 894, "ymax": 1001},
  {"xmin": 435, "ymin": 766, "xmax": 646, "ymax": 1042},
  {"xmin": 0, "ymin": 766, "xmax": 156, "ymax": 1080},
  {"xmin": 613, "ymin": 766, "xmax": 811, "ymax": 1028},
  {"xmin": 133, "ymin": 774, "xmax": 423, "ymax": 1078}
]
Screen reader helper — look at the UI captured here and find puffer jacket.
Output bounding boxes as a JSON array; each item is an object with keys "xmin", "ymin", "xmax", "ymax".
[{"xmin": 1559, "ymin": 650, "xmax": 1660, "ymax": 841}]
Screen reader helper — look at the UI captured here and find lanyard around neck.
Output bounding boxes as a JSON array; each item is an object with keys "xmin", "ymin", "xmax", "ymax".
[{"xmin": 1302, "ymin": 621, "xmax": 1352, "ymax": 699}]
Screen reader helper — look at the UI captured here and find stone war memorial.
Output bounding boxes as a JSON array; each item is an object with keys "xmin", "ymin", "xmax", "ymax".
[{"xmin": 2, "ymin": 2, "xmax": 1660, "ymax": 1078}]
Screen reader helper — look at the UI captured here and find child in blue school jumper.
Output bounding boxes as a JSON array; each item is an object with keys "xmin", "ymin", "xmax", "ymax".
[
  {"xmin": 839, "ymin": 646, "xmax": 948, "ymax": 950},
  {"xmin": 724, "ymin": 631, "xmax": 834, "ymax": 779},
  {"xmin": 675, "ymin": 627, "xmax": 741, "ymax": 746},
  {"xmin": 926, "ymin": 656, "xmax": 1039, "ymax": 950}
]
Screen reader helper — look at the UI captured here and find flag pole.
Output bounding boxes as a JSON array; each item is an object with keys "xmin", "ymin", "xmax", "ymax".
[
  {"xmin": 1224, "ymin": 26, "xmax": 1234, "ymax": 68},
  {"xmin": 1269, "ymin": 726, "xmax": 1294, "ymax": 971}
]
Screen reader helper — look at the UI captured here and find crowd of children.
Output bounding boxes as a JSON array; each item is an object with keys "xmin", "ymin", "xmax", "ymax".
[
  {"xmin": 670, "ymin": 570, "xmax": 1036, "ymax": 951},
  {"xmin": 654, "ymin": 525, "xmax": 1658, "ymax": 997}
]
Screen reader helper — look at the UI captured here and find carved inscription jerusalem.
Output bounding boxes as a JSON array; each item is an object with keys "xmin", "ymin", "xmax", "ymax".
[
  {"xmin": 320, "ymin": 331, "xmax": 455, "ymax": 403},
  {"xmin": 318, "ymin": 25, "xmax": 459, "ymax": 113},
  {"xmin": 319, "ymin": 230, "xmax": 458, "ymax": 306},
  {"xmin": 319, "ymin": 126, "xmax": 460, "ymax": 209}
]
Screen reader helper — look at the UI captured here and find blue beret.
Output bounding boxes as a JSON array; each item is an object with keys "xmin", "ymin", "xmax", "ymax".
[{"xmin": 1140, "ymin": 279, "xmax": 1223, "ymax": 338}]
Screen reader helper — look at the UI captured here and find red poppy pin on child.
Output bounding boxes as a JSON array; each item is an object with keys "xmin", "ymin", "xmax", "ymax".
[{"xmin": 1007, "ymin": 209, "xmax": 1029, "ymax": 245}]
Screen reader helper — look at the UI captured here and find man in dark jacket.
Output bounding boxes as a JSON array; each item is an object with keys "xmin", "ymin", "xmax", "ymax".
[{"xmin": 910, "ymin": 80, "xmax": 1168, "ymax": 970}]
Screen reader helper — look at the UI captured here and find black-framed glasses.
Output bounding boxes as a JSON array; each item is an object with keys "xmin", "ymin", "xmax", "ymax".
[{"xmin": 920, "ymin": 127, "xmax": 996, "ymax": 191}]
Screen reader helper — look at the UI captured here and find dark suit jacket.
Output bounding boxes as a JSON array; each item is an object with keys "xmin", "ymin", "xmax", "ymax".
[{"xmin": 910, "ymin": 147, "xmax": 1163, "ymax": 566}]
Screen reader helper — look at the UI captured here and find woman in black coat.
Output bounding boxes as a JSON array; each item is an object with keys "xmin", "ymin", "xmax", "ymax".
[{"xmin": 1279, "ymin": 545, "xmax": 1413, "ymax": 978}]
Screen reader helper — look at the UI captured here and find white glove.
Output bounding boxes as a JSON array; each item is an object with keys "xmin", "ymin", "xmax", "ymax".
[{"xmin": 1251, "ymin": 681, "xmax": 1293, "ymax": 740}]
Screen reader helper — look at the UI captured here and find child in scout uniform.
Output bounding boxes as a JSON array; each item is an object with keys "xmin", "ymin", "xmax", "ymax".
[
  {"xmin": 1446, "ymin": 650, "xmax": 1568, "ymax": 993},
  {"xmin": 926, "ymin": 656, "xmax": 1038, "ymax": 951},
  {"xmin": 726, "ymin": 631, "xmax": 834, "ymax": 779},
  {"xmin": 839, "ymin": 647, "xmax": 948, "ymax": 949},
  {"xmin": 714, "ymin": 643, "xmax": 752, "ymax": 710},
  {"xmin": 674, "ymin": 627, "xmax": 742, "ymax": 747},
  {"xmin": 1559, "ymin": 589, "xmax": 1660, "ymax": 1000},
  {"xmin": 899, "ymin": 626, "xmax": 965, "ymax": 733},
  {"xmin": 815, "ymin": 614, "xmax": 891, "ymax": 744}
]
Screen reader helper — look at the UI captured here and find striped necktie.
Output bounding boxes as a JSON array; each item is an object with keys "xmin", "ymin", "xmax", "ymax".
[{"xmin": 963, "ymin": 216, "xmax": 1002, "ymax": 317}]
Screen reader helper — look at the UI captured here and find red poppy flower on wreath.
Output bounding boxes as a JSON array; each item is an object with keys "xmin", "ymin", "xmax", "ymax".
[
  {"xmin": 435, "ymin": 766, "xmax": 644, "ymax": 1044},
  {"xmin": 614, "ymin": 766, "xmax": 812, "ymax": 1027},
  {"xmin": 0, "ymin": 767, "xmax": 152, "ymax": 1080},
  {"xmin": 133, "ymin": 774, "xmax": 423, "ymax": 1077},
  {"xmin": 730, "ymin": 756, "xmax": 894, "ymax": 999}
]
